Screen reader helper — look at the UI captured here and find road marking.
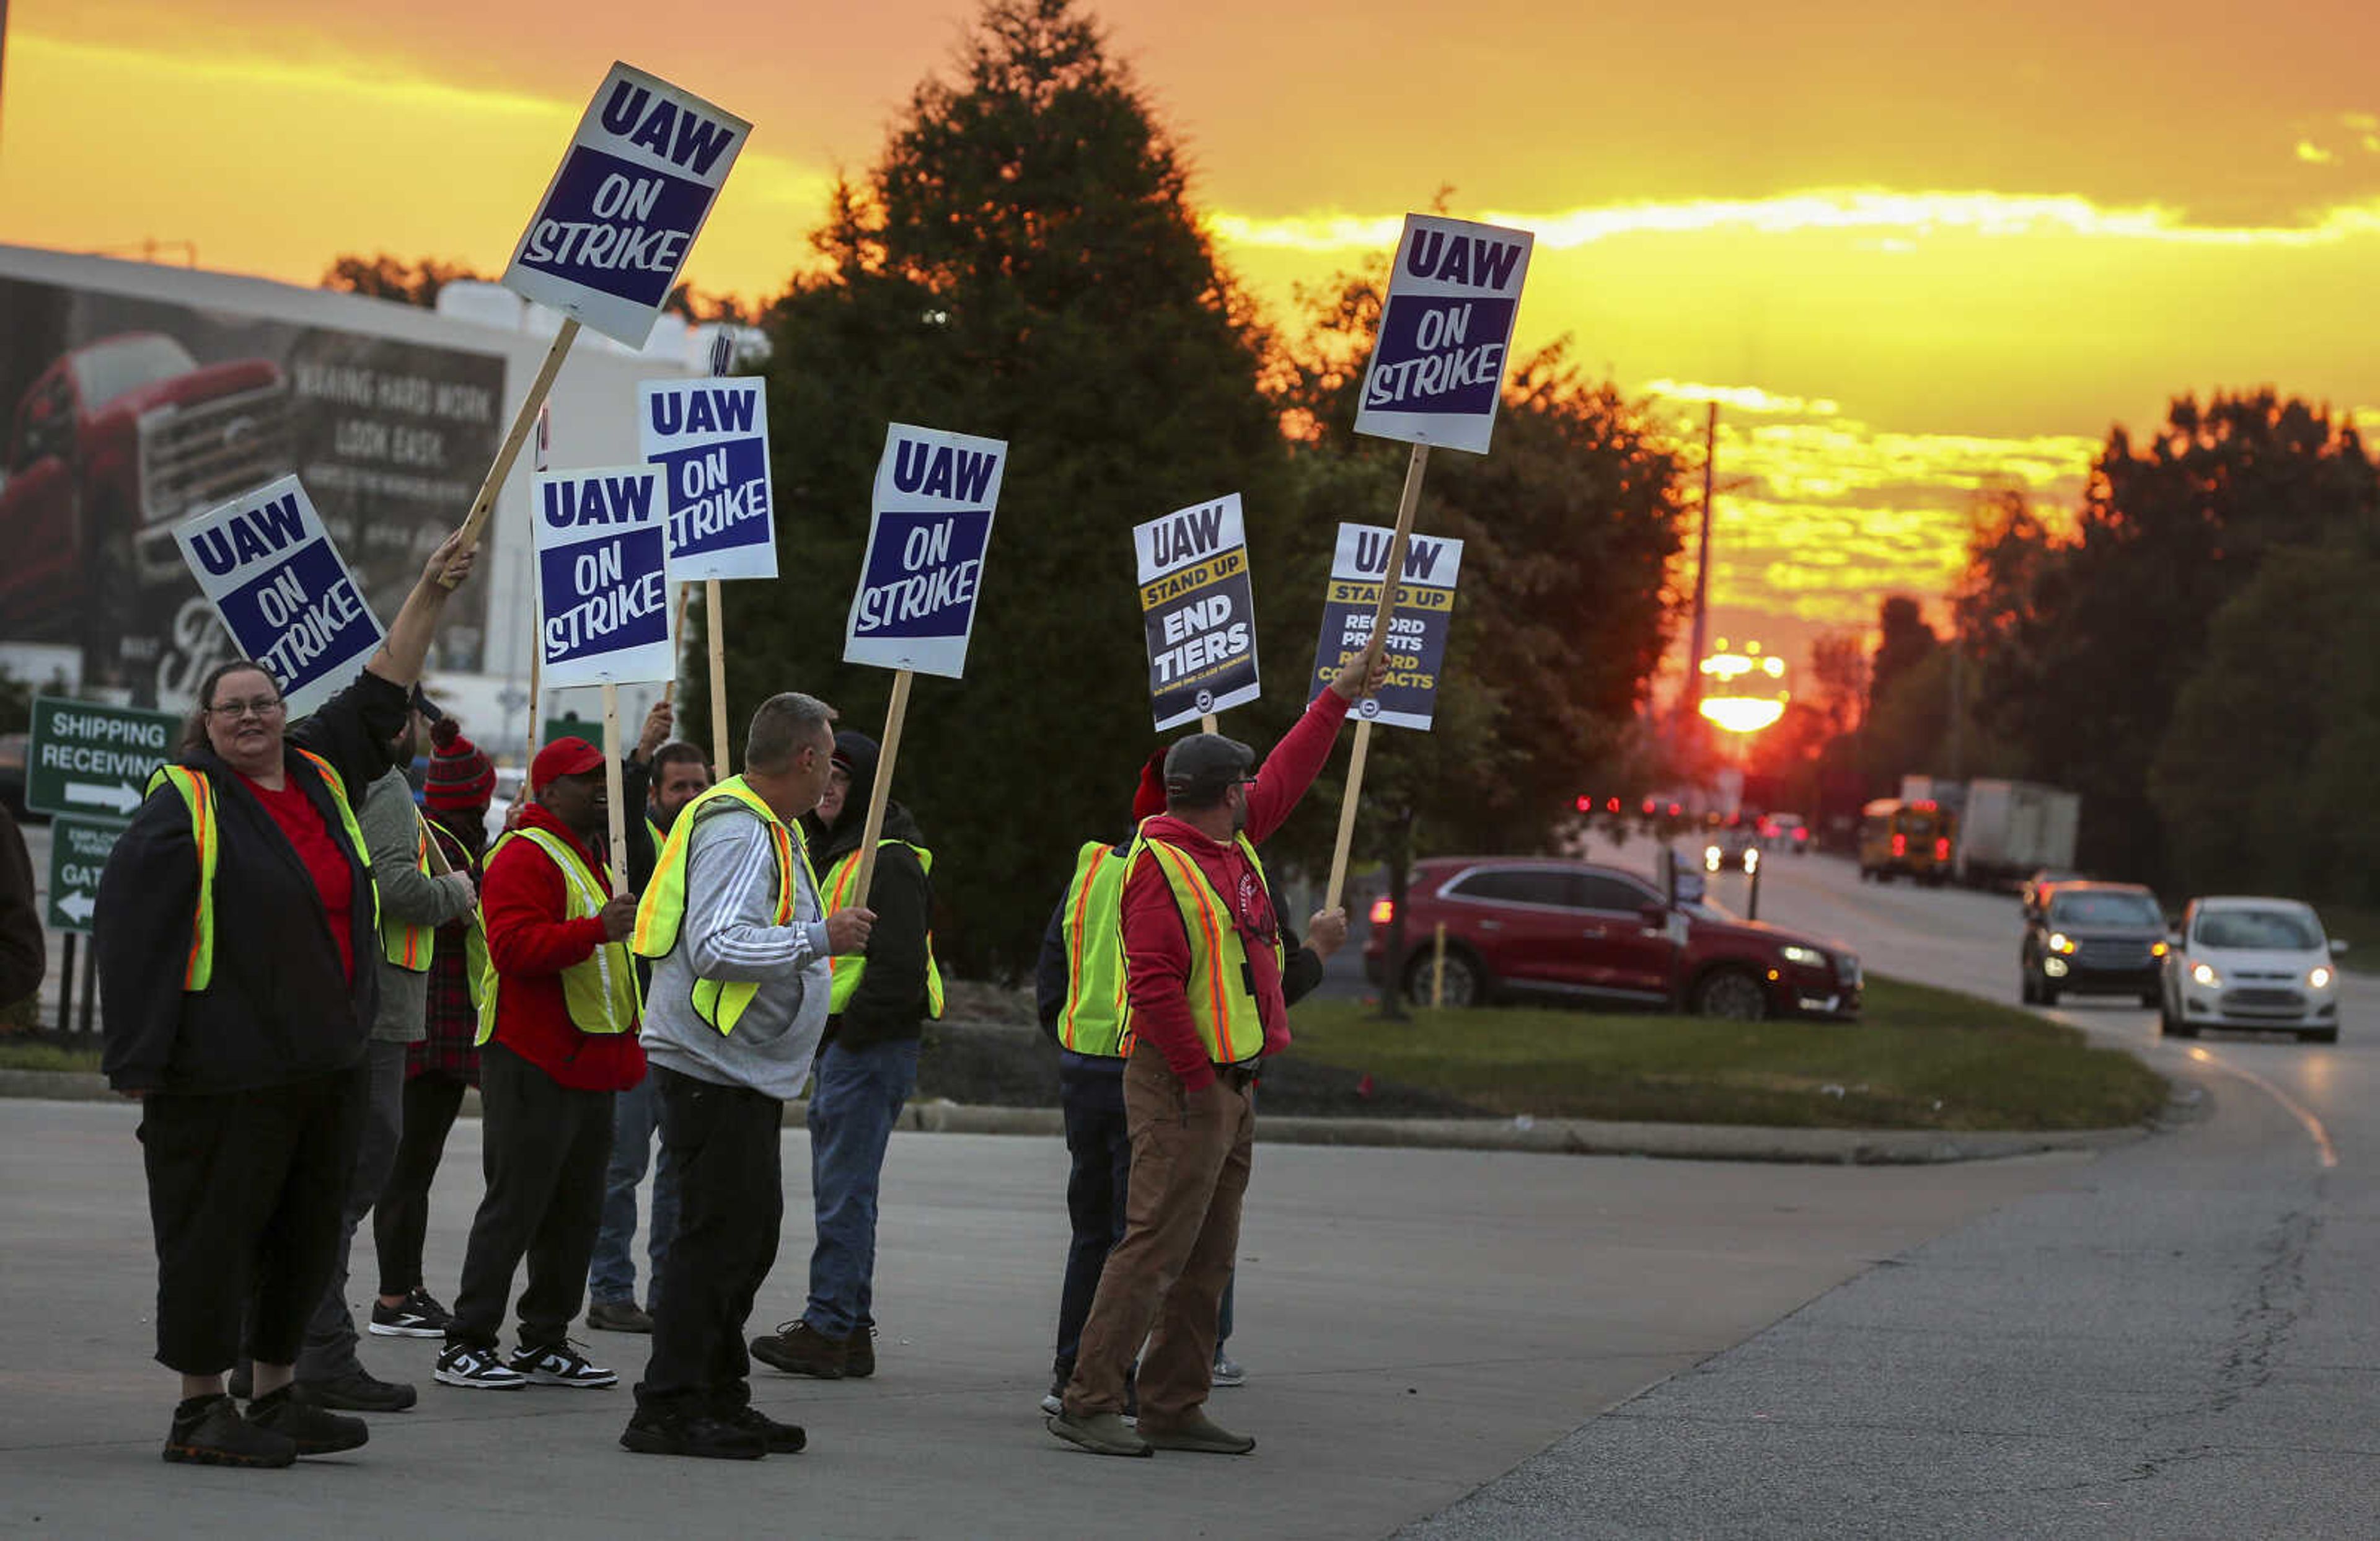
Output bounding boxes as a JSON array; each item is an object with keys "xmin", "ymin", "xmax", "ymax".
[{"xmin": 2185, "ymin": 1045, "xmax": 2338, "ymax": 1170}]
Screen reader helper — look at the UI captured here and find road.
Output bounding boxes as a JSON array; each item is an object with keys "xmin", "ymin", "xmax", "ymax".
[{"xmin": 1408, "ymin": 839, "xmax": 2380, "ymax": 1538}]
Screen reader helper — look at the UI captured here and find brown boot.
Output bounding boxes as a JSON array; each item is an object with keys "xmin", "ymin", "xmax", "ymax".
[{"xmin": 749, "ymin": 1320, "xmax": 847, "ymax": 1379}]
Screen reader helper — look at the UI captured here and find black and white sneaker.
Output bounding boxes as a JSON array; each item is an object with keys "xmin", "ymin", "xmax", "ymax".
[
  {"xmin": 511, "ymin": 1340, "xmax": 617, "ymax": 1389},
  {"xmin": 368, "ymin": 1288, "xmax": 452, "ymax": 1339},
  {"xmin": 434, "ymin": 1343, "xmax": 527, "ymax": 1390}
]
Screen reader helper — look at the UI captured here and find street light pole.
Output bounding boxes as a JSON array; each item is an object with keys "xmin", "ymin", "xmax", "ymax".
[{"xmin": 1680, "ymin": 401, "xmax": 1719, "ymax": 749}]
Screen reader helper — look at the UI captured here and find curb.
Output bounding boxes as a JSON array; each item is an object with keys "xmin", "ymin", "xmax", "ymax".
[{"xmin": 0, "ymin": 1070, "xmax": 2152, "ymax": 1165}]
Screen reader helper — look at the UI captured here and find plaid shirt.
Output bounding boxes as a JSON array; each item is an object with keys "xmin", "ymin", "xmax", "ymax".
[{"xmin": 408, "ymin": 821, "xmax": 482, "ymax": 1085}]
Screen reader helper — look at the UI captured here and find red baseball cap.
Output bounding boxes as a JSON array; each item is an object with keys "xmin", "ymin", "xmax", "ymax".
[{"xmin": 531, "ymin": 736, "xmax": 605, "ymax": 792}]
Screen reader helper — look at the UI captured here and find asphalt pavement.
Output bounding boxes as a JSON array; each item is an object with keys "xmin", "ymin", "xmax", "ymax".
[{"xmin": 1403, "ymin": 837, "xmax": 2380, "ymax": 1537}]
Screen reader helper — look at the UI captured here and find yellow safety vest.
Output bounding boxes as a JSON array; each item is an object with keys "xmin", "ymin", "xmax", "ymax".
[
  {"xmin": 632, "ymin": 776, "xmax": 813, "ymax": 1035},
  {"xmin": 1057, "ymin": 839, "xmax": 1130, "ymax": 1057},
  {"xmin": 144, "ymin": 748, "xmax": 378, "ymax": 992},
  {"xmin": 1122, "ymin": 829, "xmax": 1282, "ymax": 1066},
  {"xmin": 474, "ymin": 826, "xmax": 638, "ymax": 1043},
  {"xmin": 819, "ymin": 841, "xmax": 945, "ymax": 1020},
  {"xmin": 379, "ymin": 813, "xmax": 436, "ymax": 973}
]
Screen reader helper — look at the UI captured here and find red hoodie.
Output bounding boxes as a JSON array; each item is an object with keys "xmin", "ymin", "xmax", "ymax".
[
  {"xmin": 1121, "ymin": 687, "xmax": 1351, "ymax": 1092},
  {"xmin": 479, "ymin": 803, "xmax": 646, "ymax": 1092}
]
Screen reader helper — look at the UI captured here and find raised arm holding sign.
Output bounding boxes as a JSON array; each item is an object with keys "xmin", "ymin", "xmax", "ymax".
[
  {"xmin": 840, "ymin": 423, "xmax": 1008, "ymax": 907},
  {"xmin": 1321, "ymin": 213, "xmax": 1533, "ymax": 907}
]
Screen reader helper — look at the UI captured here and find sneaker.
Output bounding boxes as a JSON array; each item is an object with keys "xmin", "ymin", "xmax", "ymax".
[
  {"xmin": 844, "ymin": 1323, "xmax": 876, "ymax": 1379},
  {"xmin": 511, "ymin": 1340, "xmax": 617, "ymax": 1388},
  {"xmin": 1211, "ymin": 1350, "xmax": 1245, "ymax": 1388},
  {"xmin": 1046, "ymin": 1408, "xmax": 1152, "ymax": 1458},
  {"xmin": 434, "ymin": 1342, "xmax": 528, "ymax": 1390},
  {"xmin": 1039, "ymin": 1389, "xmax": 1064, "ymax": 1416},
  {"xmin": 1139, "ymin": 1409, "xmax": 1255, "ymax": 1455},
  {"xmin": 620, "ymin": 1411, "xmax": 767, "ymax": 1460},
  {"xmin": 164, "ymin": 1393, "xmax": 294, "ymax": 1468},
  {"xmin": 294, "ymin": 1369, "xmax": 416, "ymax": 1413},
  {"xmin": 246, "ymin": 1386, "xmax": 369, "ymax": 1456},
  {"xmin": 588, "ymin": 1299, "xmax": 654, "ymax": 1335},
  {"xmin": 749, "ymin": 1320, "xmax": 847, "ymax": 1380},
  {"xmin": 368, "ymin": 1290, "xmax": 451, "ymax": 1338},
  {"xmin": 722, "ymin": 1403, "xmax": 807, "ymax": 1454}
]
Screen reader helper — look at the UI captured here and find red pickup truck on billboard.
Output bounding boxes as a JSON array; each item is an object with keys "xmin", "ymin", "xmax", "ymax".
[{"xmin": 0, "ymin": 332, "xmax": 288, "ymax": 649}]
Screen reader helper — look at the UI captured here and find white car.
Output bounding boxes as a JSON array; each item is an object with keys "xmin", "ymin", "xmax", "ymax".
[{"xmin": 2160, "ymin": 896, "xmax": 2347, "ymax": 1043}]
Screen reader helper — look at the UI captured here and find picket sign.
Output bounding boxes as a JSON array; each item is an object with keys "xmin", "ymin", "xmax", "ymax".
[
  {"xmin": 840, "ymin": 423, "xmax": 1008, "ymax": 907},
  {"xmin": 173, "ymin": 475, "xmax": 386, "ymax": 717},
  {"xmin": 1322, "ymin": 213, "xmax": 1534, "ymax": 910},
  {"xmin": 1135, "ymin": 493, "xmax": 1261, "ymax": 735},
  {"xmin": 654, "ymin": 332, "xmax": 744, "ymax": 778}
]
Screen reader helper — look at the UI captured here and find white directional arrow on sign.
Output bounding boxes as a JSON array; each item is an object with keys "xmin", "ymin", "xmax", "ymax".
[
  {"xmin": 63, "ymin": 782, "xmax": 141, "ymax": 815},
  {"xmin": 56, "ymin": 891, "xmax": 95, "ymax": 925}
]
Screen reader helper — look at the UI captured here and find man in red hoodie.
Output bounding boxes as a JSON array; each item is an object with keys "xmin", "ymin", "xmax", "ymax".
[
  {"xmin": 436, "ymin": 737, "xmax": 645, "ymax": 1392},
  {"xmin": 1051, "ymin": 640, "xmax": 1384, "ymax": 1459}
]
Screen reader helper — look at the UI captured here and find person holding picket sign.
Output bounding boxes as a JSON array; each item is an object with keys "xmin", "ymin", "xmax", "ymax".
[
  {"xmin": 623, "ymin": 692, "xmax": 873, "ymax": 1461},
  {"xmin": 1049, "ymin": 638, "xmax": 1384, "ymax": 1460},
  {"xmin": 96, "ymin": 530, "xmax": 475, "ymax": 1469}
]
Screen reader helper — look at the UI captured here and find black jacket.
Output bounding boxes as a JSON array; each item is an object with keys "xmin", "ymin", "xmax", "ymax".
[
  {"xmin": 0, "ymin": 803, "xmax": 40, "ymax": 1012},
  {"xmin": 1034, "ymin": 839, "xmax": 1324, "ymax": 1041},
  {"xmin": 98, "ymin": 671, "xmax": 407, "ymax": 1093}
]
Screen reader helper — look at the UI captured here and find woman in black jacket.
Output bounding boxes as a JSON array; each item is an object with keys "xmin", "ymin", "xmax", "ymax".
[{"xmin": 98, "ymin": 531, "xmax": 475, "ymax": 1468}]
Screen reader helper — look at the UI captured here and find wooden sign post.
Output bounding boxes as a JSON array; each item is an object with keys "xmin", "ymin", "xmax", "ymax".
[
  {"xmin": 846, "ymin": 671, "xmax": 915, "ymax": 907},
  {"xmin": 602, "ymin": 683, "xmax": 629, "ymax": 877},
  {"xmin": 1324, "ymin": 443, "xmax": 1430, "ymax": 911}
]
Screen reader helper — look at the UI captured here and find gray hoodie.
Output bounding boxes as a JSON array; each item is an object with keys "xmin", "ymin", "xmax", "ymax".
[
  {"xmin": 639, "ymin": 797, "xmax": 834, "ymax": 1101},
  {"xmin": 359, "ymin": 766, "xmax": 478, "ymax": 1042}
]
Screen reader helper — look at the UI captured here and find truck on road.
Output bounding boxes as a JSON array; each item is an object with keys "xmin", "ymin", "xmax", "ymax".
[{"xmin": 1955, "ymin": 779, "xmax": 2080, "ymax": 891}]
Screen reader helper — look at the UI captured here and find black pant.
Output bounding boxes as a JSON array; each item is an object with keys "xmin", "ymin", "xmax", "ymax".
[
  {"xmin": 374, "ymin": 1071, "xmax": 469, "ymax": 1296},
  {"xmin": 1051, "ymin": 1058, "xmax": 1131, "ymax": 1382},
  {"xmin": 636, "ymin": 1066, "xmax": 783, "ymax": 1416},
  {"xmin": 448, "ymin": 1042, "xmax": 615, "ymax": 1351},
  {"xmin": 139, "ymin": 1067, "xmax": 366, "ymax": 1374}
]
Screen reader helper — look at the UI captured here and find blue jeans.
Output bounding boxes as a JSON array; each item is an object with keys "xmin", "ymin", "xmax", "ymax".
[
  {"xmin": 589, "ymin": 1074, "xmax": 680, "ymax": 1310},
  {"xmin": 803, "ymin": 1036, "xmax": 919, "ymax": 1338}
]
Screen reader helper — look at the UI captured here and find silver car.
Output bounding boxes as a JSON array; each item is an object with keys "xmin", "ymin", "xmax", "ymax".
[{"xmin": 2160, "ymin": 896, "xmax": 2347, "ymax": 1043}]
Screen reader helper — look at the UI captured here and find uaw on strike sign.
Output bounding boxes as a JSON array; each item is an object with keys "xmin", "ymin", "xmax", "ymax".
[
  {"xmin": 533, "ymin": 466, "xmax": 675, "ymax": 686},
  {"xmin": 844, "ymin": 425, "xmax": 1007, "ymax": 680},
  {"xmin": 1308, "ymin": 523, "xmax": 1464, "ymax": 731},
  {"xmin": 640, "ymin": 377, "xmax": 775, "ymax": 580},
  {"xmin": 504, "ymin": 64, "xmax": 751, "ymax": 347},
  {"xmin": 175, "ymin": 476, "xmax": 384, "ymax": 716},
  {"xmin": 1135, "ymin": 495, "xmax": 1259, "ymax": 730},
  {"xmin": 1354, "ymin": 214, "xmax": 1534, "ymax": 455}
]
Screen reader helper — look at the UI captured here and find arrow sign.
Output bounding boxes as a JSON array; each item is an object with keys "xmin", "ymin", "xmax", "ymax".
[
  {"xmin": 64, "ymin": 782, "xmax": 143, "ymax": 816},
  {"xmin": 27, "ymin": 696, "xmax": 179, "ymax": 824},
  {"xmin": 46, "ymin": 819, "xmax": 123, "ymax": 935}
]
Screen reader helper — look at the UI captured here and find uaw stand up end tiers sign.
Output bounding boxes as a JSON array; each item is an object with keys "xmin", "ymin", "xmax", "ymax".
[{"xmin": 1135, "ymin": 495, "xmax": 1261, "ymax": 731}]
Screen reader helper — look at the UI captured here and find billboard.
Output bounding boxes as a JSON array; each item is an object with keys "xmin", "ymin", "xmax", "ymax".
[{"xmin": 0, "ymin": 275, "xmax": 505, "ymax": 708}]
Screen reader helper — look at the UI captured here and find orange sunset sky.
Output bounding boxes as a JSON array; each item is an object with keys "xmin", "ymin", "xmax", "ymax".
[{"xmin": 7, "ymin": 0, "xmax": 2380, "ymax": 682}]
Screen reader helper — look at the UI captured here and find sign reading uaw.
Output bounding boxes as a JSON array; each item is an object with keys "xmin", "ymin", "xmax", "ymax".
[
  {"xmin": 843, "ymin": 425, "xmax": 1007, "ymax": 679},
  {"xmin": 640, "ymin": 377, "xmax": 775, "ymax": 580},
  {"xmin": 533, "ymin": 466, "xmax": 675, "ymax": 687},
  {"xmin": 1135, "ymin": 495, "xmax": 1260, "ymax": 730},
  {"xmin": 174, "ymin": 476, "xmax": 385, "ymax": 716},
  {"xmin": 503, "ymin": 63, "xmax": 751, "ymax": 346},
  {"xmin": 1353, "ymin": 214, "xmax": 1535, "ymax": 455},
  {"xmin": 1308, "ymin": 522, "xmax": 1465, "ymax": 731}
]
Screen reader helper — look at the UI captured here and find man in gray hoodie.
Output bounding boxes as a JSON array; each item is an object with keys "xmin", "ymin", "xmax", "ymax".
[
  {"xmin": 295, "ymin": 702, "xmax": 477, "ymax": 1410},
  {"xmin": 619, "ymin": 691, "xmax": 873, "ymax": 1461}
]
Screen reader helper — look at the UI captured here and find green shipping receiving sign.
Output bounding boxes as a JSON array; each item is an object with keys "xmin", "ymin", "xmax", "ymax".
[
  {"xmin": 46, "ymin": 818, "xmax": 121, "ymax": 934},
  {"xmin": 27, "ymin": 696, "xmax": 179, "ymax": 820}
]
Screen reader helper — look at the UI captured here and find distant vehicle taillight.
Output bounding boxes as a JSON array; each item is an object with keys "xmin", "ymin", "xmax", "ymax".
[
  {"xmin": 1934, "ymin": 837, "xmax": 1951, "ymax": 861},
  {"xmin": 1368, "ymin": 898, "xmax": 1394, "ymax": 926},
  {"xmin": 1793, "ymin": 828, "xmax": 1809, "ymax": 845},
  {"xmin": 1892, "ymin": 834, "xmax": 1908, "ymax": 858}
]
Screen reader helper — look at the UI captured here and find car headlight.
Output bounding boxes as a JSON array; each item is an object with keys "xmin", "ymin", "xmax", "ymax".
[
  {"xmin": 2048, "ymin": 932, "xmax": 2075, "ymax": 955},
  {"xmin": 1779, "ymin": 945, "xmax": 1825, "ymax": 967},
  {"xmin": 2191, "ymin": 961, "xmax": 2221, "ymax": 987},
  {"xmin": 1703, "ymin": 847, "xmax": 1721, "ymax": 872},
  {"xmin": 2151, "ymin": 941, "xmax": 2169, "ymax": 958},
  {"xmin": 2310, "ymin": 966, "xmax": 2334, "ymax": 990}
]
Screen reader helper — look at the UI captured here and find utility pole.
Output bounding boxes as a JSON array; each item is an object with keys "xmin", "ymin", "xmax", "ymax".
[{"xmin": 1680, "ymin": 402, "xmax": 1719, "ymax": 743}]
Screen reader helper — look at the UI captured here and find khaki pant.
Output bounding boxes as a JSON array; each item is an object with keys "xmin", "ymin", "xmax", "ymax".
[{"xmin": 1064, "ymin": 1038, "xmax": 1254, "ymax": 1428}]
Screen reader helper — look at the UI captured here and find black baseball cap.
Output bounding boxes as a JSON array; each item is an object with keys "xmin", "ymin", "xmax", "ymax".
[{"xmin": 1163, "ymin": 733, "xmax": 1256, "ymax": 800}]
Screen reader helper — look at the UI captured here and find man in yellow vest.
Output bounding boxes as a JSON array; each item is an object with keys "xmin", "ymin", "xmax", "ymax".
[
  {"xmin": 1051, "ymin": 641, "xmax": 1385, "ymax": 1459},
  {"xmin": 749, "ymin": 728, "xmax": 940, "ymax": 1382},
  {"xmin": 284, "ymin": 697, "xmax": 475, "ymax": 1411},
  {"xmin": 622, "ymin": 692, "xmax": 873, "ymax": 1460},
  {"xmin": 435, "ymin": 736, "xmax": 643, "ymax": 1392}
]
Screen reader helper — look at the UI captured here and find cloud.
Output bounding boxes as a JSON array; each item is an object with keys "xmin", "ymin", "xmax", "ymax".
[
  {"xmin": 2298, "ymin": 141, "xmax": 2338, "ymax": 166},
  {"xmin": 1645, "ymin": 380, "xmax": 1840, "ymax": 417}
]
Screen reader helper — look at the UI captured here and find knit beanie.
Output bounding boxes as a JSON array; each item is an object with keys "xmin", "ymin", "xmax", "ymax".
[
  {"xmin": 425, "ymin": 717, "xmax": 496, "ymax": 815},
  {"xmin": 1132, "ymin": 747, "xmax": 1168, "ymax": 823}
]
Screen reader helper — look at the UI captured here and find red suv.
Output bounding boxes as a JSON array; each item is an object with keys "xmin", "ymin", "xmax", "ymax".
[{"xmin": 1362, "ymin": 856, "xmax": 1862, "ymax": 1020}]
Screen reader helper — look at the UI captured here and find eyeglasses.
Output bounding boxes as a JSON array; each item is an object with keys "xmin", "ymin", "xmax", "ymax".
[{"xmin": 208, "ymin": 696, "xmax": 285, "ymax": 720}]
